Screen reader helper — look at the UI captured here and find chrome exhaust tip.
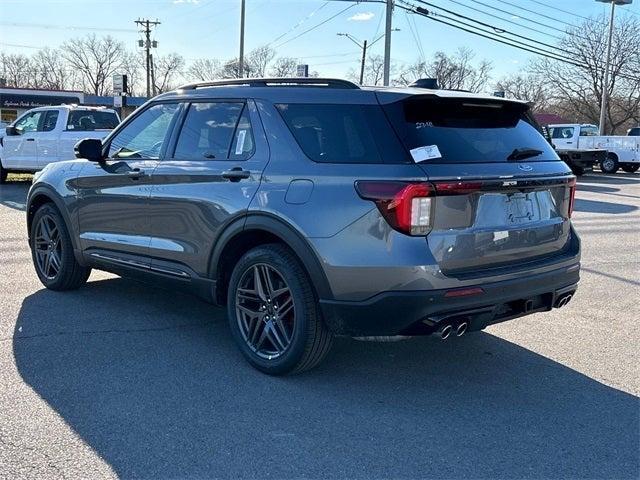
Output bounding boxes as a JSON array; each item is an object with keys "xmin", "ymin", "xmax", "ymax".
[
  {"xmin": 555, "ymin": 293, "xmax": 573, "ymax": 308},
  {"xmin": 456, "ymin": 322, "xmax": 468, "ymax": 337},
  {"xmin": 436, "ymin": 324, "xmax": 453, "ymax": 340}
]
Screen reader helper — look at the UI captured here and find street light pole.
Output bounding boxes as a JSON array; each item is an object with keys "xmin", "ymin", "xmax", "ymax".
[
  {"xmin": 238, "ymin": 0, "xmax": 246, "ymax": 78},
  {"xmin": 383, "ymin": 0, "xmax": 393, "ymax": 86},
  {"xmin": 359, "ymin": 39, "xmax": 368, "ymax": 85},
  {"xmin": 599, "ymin": 1, "xmax": 616, "ymax": 135},
  {"xmin": 596, "ymin": 0, "xmax": 633, "ymax": 135}
]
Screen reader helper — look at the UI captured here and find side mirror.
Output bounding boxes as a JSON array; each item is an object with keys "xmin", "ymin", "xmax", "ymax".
[
  {"xmin": 5, "ymin": 126, "xmax": 18, "ymax": 136},
  {"xmin": 74, "ymin": 138, "xmax": 104, "ymax": 162}
]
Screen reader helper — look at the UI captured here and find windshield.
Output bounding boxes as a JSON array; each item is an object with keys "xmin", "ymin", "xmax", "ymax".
[{"xmin": 382, "ymin": 96, "xmax": 559, "ymax": 163}]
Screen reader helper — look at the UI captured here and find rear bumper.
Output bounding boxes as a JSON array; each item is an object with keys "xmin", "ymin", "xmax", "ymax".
[{"xmin": 320, "ymin": 263, "xmax": 580, "ymax": 336}]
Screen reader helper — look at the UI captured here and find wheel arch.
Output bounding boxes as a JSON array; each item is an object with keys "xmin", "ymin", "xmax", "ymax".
[
  {"xmin": 26, "ymin": 186, "xmax": 79, "ymax": 251},
  {"xmin": 209, "ymin": 213, "xmax": 333, "ymax": 306}
]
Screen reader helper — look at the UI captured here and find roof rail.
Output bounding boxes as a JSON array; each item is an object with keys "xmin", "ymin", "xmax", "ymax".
[{"xmin": 177, "ymin": 77, "xmax": 360, "ymax": 91}]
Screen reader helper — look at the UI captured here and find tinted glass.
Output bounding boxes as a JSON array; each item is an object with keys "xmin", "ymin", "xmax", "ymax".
[
  {"xmin": 41, "ymin": 110, "xmax": 59, "ymax": 132},
  {"xmin": 580, "ymin": 126, "xmax": 598, "ymax": 136},
  {"xmin": 15, "ymin": 111, "xmax": 42, "ymax": 134},
  {"xmin": 67, "ymin": 110, "xmax": 119, "ymax": 131},
  {"xmin": 383, "ymin": 97, "xmax": 559, "ymax": 163},
  {"xmin": 276, "ymin": 103, "xmax": 408, "ymax": 164},
  {"xmin": 108, "ymin": 103, "xmax": 179, "ymax": 159},
  {"xmin": 174, "ymin": 102, "xmax": 245, "ymax": 160}
]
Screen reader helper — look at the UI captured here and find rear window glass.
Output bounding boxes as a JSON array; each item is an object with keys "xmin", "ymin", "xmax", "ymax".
[
  {"xmin": 67, "ymin": 110, "xmax": 119, "ymax": 131},
  {"xmin": 276, "ymin": 103, "xmax": 408, "ymax": 164},
  {"xmin": 383, "ymin": 97, "xmax": 558, "ymax": 163}
]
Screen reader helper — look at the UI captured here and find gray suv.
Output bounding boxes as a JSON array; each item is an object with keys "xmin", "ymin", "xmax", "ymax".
[{"xmin": 26, "ymin": 78, "xmax": 580, "ymax": 374}]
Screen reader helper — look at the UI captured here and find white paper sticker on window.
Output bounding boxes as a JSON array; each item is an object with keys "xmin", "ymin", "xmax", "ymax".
[
  {"xmin": 235, "ymin": 130, "xmax": 247, "ymax": 155},
  {"xmin": 409, "ymin": 145, "xmax": 442, "ymax": 163}
]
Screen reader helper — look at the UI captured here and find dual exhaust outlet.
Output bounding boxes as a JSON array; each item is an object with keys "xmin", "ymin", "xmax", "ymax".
[
  {"xmin": 435, "ymin": 321, "xmax": 468, "ymax": 341},
  {"xmin": 555, "ymin": 293, "xmax": 573, "ymax": 308}
]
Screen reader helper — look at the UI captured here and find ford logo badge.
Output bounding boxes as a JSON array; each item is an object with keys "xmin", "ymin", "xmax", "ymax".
[{"xmin": 518, "ymin": 164, "xmax": 533, "ymax": 171}]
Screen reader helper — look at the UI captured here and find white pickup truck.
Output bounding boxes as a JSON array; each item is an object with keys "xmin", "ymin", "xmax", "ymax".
[
  {"xmin": 549, "ymin": 123, "xmax": 640, "ymax": 174},
  {"xmin": 0, "ymin": 105, "xmax": 119, "ymax": 183}
]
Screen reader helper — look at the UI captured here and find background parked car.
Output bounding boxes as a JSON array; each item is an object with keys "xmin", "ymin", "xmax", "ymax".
[
  {"xmin": 628, "ymin": 127, "xmax": 640, "ymax": 136},
  {"xmin": 0, "ymin": 105, "xmax": 119, "ymax": 183}
]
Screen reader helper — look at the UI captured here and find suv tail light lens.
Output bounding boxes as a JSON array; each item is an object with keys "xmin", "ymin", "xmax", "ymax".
[
  {"xmin": 568, "ymin": 177, "xmax": 577, "ymax": 218},
  {"xmin": 355, "ymin": 181, "xmax": 434, "ymax": 236}
]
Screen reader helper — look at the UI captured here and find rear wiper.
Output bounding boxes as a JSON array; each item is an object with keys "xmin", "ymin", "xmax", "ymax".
[{"xmin": 507, "ymin": 148, "xmax": 543, "ymax": 161}]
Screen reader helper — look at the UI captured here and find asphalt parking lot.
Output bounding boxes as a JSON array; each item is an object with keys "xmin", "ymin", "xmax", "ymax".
[{"xmin": 0, "ymin": 173, "xmax": 638, "ymax": 479}]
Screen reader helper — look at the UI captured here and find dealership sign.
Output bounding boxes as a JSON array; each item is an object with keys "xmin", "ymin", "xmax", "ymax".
[{"xmin": 0, "ymin": 93, "xmax": 82, "ymax": 109}]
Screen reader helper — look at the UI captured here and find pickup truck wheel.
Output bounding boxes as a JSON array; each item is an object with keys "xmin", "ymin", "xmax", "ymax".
[
  {"xmin": 30, "ymin": 203, "xmax": 91, "ymax": 290},
  {"xmin": 600, "ymin": 154, "xmax": 619, "ymax": 174},
  {"xmin": 227, "ymin": 244, "xmax": 333, "ymax": 375},
  {"xmin": 621, "ymin": 164, "xmax": 639, "ymax": 173},
  {"xmin": 0, "ymin": 160, "xmax": 7, "ymax": 184}
]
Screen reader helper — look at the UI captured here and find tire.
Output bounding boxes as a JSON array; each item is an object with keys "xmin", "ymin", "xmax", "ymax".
[
  {"xmin": 600, "ymin": 154, "xmax": 619, "ymax": 174},
  {"xmin": 0, "ymin": 160, "xmax": 7, "ymax": 184},
  {"xmin": 571, "ymin": 166, "xmax": 585, "ymax": 176},
  {"xmin": 30, "ymin": 203, "xmax": 91, "ymax": 291},
  {"xmin": 227, "ymin": 244, "xmax": 333, "ymax": 375},
  {"xmin": 621, "ymin": 164, "xmax": 639, "ymax": 173}
]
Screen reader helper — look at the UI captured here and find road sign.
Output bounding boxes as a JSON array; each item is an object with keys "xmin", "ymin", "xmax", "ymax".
[
  {"xmin": 296, "ymin": 64, "xmax": 309, "ymax": 78},
  {"xmin": 113, "ymin": 95, "xmax": 123, "ymax": 107},
  {"xmin": 113, "ymin": 74, "xmax": 128, "ymax": 94}
]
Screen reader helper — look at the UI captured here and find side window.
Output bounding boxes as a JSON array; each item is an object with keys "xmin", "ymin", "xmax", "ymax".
[
  {"xmin": 551, "ymin": 127, "xmax": 574, "ymax": 139},
  {"xmin": 41, "ymin": 110, "xmax": 59, "ymax": 132},
  {"xmin": 108, "ymin": 103, "xmax": 179, "ymax": 159},
  {"xmin": 14, "ymin": 111, "xmax": 43, "ymax": 135},
  {"xmin": 173, "ymin": 102, "xmax": 250, "ymax": 161},
  {"xmin": 67, "ymin": 110, "xmax": 119, "ymax": 131}
]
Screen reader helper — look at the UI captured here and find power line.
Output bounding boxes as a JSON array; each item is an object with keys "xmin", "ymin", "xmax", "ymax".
[
  {"xmin": 415, "ymin": 0, "xmax": 560, "ymax": 52},
  {"xmin": 0, "ymin": 21, "xmax": 137, "ymax": 33},
  {"xmin": 523, "ymin": 0, "xmax": 606, "ymax": 25},
  {"xmin": 396, "ymin": 1, "xmax": 586, "ymax": 68},
  {"xmin": 274, "ymin": 3, "xmax": 357, "ymax": 49},
  {"xmin": 267, "ymin": 2, "xmax": 330, "ymax": 46},
  {"xmin": 442, "ymin": 0, "xmax": 563, "ymax": 41}
]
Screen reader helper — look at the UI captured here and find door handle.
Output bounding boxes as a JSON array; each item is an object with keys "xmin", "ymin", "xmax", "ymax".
[
  {"xmin": 25, "ymin": 138, "xmax": 35, "ymax": 142},
  {"xmin": 222, "ymin": 167, "xmax": 251, "ymax": 182},
  {"xmin": 126, "ymin": 169, "xmax": 146, "ymax": 179}
]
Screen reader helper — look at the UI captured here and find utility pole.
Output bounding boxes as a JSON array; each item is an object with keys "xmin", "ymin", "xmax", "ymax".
[
  {"xmin": 135, "ymin": 18, "xmax": 161, "ymax": 98},
  {"xmin": 337, "ymin": 32, "xmax": 395, "ymax": 85},
  {"xmin": 238, "ymin": 0, "xmax": 246, "ymax": 78},
  {"xmin": 359, "ymin": 39, "xmax": 368, "ymax": 85},
  {"xmin": 596, "ymin": 0, "xmax": 633, "ymax": 135},
  {"xmin": 383, "ymin": 0, "xmax": 393, "ymax": 86}
]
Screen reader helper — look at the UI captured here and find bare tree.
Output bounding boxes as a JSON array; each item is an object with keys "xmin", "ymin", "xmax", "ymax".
[
  {"xmin": 0, "ymin": 53, "xmax": 33, "ymax": 88},
  {"xmin": 152, "ymin": 53, "xmax": 185, "ymax": 93},
  {"xmin": 187, "ymin": 58, "xmax": 221, "ymax": 81},
  {"xmin": 397, "ymin": 48, "xmax": 492, "ymax": 92},
  {"xmin": 247, "ymin": 46, "xmax": 276, "ymax": 77},
  {"xmin": 31, "ymin": 48, "xmax": 72, "ymax": 90},
  {"xmin": 61, "ymin": 34, "xmax": 127, "ymax": 95},
  {"xmin": 269, "ymin": 57, "xmax": 298, "ymax": 77},
  {"xmin": 494, "ymin": 73, "xmax": 550, "ymax": 112},
  {"xmin": 532, "ymin": 14, "xmax": 640, "ymax": 134},
  {"xmin": 348, "ymin": 54, "xmax": 390, "ymax": 86}
]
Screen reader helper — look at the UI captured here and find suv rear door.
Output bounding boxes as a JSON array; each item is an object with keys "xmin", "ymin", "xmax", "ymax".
[
  {"xmin": 147, "ymin": 99, "xmax": 269, "ymax": 279},
  {"xmin": 379, "ymin": 93, "xmax": 574, "ymax": 275}
]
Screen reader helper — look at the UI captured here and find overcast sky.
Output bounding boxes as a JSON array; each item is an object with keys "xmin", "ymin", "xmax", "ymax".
[{"xmin": 1, "ymin": 0, "xmax": 639, "ymax": 86}]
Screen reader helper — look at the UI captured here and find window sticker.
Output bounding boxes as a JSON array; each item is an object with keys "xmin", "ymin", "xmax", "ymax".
[
  {"xmin": 410, "ymin": 144, "xmax": 442, "ymax": 162},
  {"xmin": 235, "ymin": 130, "xmax": 247, "ymax": 155}
]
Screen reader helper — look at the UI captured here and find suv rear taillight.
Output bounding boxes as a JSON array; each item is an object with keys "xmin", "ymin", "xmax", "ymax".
[
  {"xmin": 568, "ymin": 177, "xmax": 577, "ymax": 218},
  {"xmin": 355, "ymin": 181, "xmax": 434, "ymax": 236}
]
